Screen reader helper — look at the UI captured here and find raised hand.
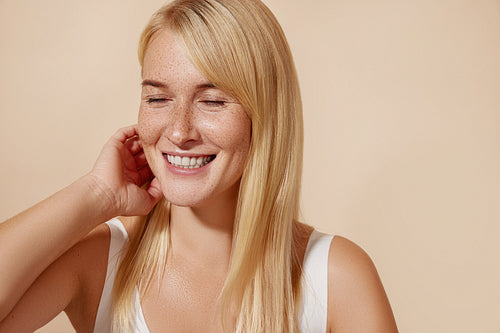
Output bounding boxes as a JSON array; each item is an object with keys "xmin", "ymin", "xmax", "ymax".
[
  {"xmin": 0, "ymin": 125, "xmax": 165, "ymax": 322},
  {"xmin": 87, "ymin": 125, "xmax": 163, "ymax": 217}
]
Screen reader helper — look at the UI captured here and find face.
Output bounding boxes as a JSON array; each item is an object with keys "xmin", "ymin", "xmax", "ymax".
[{"xmin": 138, "ymin": 28, "xmax": 252, "ymax": 207}]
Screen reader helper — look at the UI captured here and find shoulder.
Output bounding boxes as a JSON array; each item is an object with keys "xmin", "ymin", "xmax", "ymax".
[
  {"xmin": 61, "ymin": 222, "xmax": 110, "ymax": 281},
  {"xmin": 327, "ymin": 236, "xmax": 398, "ymax": 332},
  {"xmin": 62, "ymin": 222, "xmax": 111, "ymax": 323},
  {"xmin": 0, "ymin": 223, "xmax": 113, "ymax": 332},
  {"xmin": 64, "ymin": 216, "xmax": 142, "ymax": 328},
  {"xmin": 66, "ymin": 216, "xmax": 141, "ymax": 329},
  {"xmin": 328, "ymin": 236, "xmax": 377, "ymax": 283},
  {"xmin": 70, "ymin": 215, "xmax": 139, "ymax": 276}
]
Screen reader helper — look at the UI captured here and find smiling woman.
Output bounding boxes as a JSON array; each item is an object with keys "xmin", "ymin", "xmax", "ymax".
[
  {"xmin": 138, "ymin": 28, "xmax": 252, "ymax": 207},
  {"xmin": 0, "ymin": 0, "xmax": 398, "ymax": 332}
]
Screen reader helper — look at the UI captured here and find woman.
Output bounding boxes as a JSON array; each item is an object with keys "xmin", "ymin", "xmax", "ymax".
[{"xmin": 0, "ymin": 0, "xmax": 398, "ymax": 332}]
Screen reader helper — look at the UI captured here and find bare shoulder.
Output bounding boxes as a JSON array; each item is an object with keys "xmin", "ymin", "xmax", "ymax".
[
  {"xmin": 50, "ymin": 222, "xmax": 110, "ymax": 288},
  {"xmin": 66, "ymin": 222, "xmax": 111, "ymax": 274},
  {"xmin": 73, "ymin": 222, "xmax": 110, "ymax": 254},
  {"xmin": 65, "ymin": 217, "xmax": 142, "ymax": 328},
  {"xmin": 329, "ymin": 236, "xmax": 378, "ymax": 280},
  {"xmin": 327, "ymin": 236, "xmax": 398, "ymax": 332},
  {"xmin": 63, "ymin": 222, "xmax": 111, "ymax": 330},
  {"xmin": 0, "ymin": 223, "xmax": 112, "ymax": 332},
  {"xmin": 69, "ymin": 215, "xmax": 140, "ymax": 279},
  {"xmin": 62, "ymin": 216, "xmax": 141, "ymax": 330}
]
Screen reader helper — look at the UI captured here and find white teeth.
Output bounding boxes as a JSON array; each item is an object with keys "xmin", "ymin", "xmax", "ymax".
[{"xmin": 165, "ymin": 154, "xmax": 215, "ymax": 168}]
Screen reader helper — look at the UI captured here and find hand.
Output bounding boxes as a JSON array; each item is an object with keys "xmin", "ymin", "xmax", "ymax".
[{"xmin": 86, "ymin": 125, "xmax": 163, "ymax": 217}]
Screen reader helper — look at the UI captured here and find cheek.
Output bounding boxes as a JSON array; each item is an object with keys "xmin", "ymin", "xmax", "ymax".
[
  {"xmin": 232, "ymin": 115, "xmax": 252, "ymax": 153},
  {"xmin": 137, "ymin": 109, "xmax": 165, "ymax": 173},
  {"xmin": 138, "ymin": 108, "xmax": 161, "ymax": 145},
  {"xmin": 213, "ymin": 113, "xmax": 252, "ymax": 154}
]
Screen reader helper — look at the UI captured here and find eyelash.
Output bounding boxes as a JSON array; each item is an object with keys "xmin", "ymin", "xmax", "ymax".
[
  {"xmin": 144, "ymin": 98, "xmax": 227, "ymax": 107},
  {"xmin": 146, "ymin": 98, "xmax": 168, "ymax": 104},
  {"xmin": 201, "ymin": 100, "xmax": 226, "ymax": 106}
]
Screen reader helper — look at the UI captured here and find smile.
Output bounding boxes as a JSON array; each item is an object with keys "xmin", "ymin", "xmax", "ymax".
[{"xmin": 164, "ymin": 154, "xmax": 216, "ymax": 169}]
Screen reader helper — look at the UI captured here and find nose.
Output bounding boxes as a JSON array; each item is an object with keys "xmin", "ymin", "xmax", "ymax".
[{"xmin": 166, "ymin": 100, "xmax": 201, "ymax": 148}]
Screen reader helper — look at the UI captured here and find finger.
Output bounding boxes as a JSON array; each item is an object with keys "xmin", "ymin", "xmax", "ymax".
[
  {"xmin": 137, "ymin": 164, "xmax": 154, "ymax": 185},
  {"xmin": 146, "ymin": 177, "xmax": 163, "ymax": 203},
  {"xmin": 125, "ymin": 136, "xmax": 142, "ymax": 155},
  {"xmin": 133, "ymin": 151, "xmax": 148, "ymax": 167},
  {"xmin": 123, "ymin": 185, "xmax": 161, "ymax": 216},
  {"xmin": 111, "ymin": 124, "xmax": 139, "ymax": 144},
  {"xmin": 121, "ymin": 145, "xmax": 139, "ymax": 171},
  {"xmin": 122, "ymin": 150, "xmax": 148, "ymax": 178},
  {"xmin": 133, "ymin": 183, "xmax": 163, "ymax": 216}
]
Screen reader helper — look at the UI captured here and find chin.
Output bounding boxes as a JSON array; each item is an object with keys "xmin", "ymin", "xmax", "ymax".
[
  {"xmin": 161, "ymin": 188, "xmax": 211, "ymax": 208},
  {"xmin": 166, "ymin": 198, "xmax": 200, "ymax": 208}
]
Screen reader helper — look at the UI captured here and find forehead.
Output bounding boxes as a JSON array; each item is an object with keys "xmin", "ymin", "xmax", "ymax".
[{"xmin": 142, "ymin": 28, "xmax": 206, "ymax": 84}]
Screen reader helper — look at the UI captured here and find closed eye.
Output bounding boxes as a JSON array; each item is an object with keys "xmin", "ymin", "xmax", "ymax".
[
  {"xmin": 202, "ymin": 100, "xmax": 226, "ymax": 106},
  {"xmin": 146, "ymin": 98, "xmax": 169, "ymax": 104}
]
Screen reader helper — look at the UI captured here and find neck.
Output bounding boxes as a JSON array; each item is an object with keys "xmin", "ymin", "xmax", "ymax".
[{"xmin": 169, "ymin": 184, "xmax": 239, "ymax": 268}]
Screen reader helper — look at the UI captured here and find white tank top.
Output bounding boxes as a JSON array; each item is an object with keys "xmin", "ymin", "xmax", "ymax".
[{"xmin": 94, "ymin": 218, "xmax": 334, "ymax": 333}]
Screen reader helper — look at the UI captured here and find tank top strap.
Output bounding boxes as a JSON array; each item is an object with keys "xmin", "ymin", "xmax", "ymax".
[
  {"xmin": 299, "ymin": 229, "xmax": 334, "ymax": 333},
  {"xmin": 93, "ymin": 218, "xmax": 129, "ymax": 333}
]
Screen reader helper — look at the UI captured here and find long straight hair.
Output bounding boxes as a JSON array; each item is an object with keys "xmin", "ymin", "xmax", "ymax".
[{"xmin": 112, "ymin": 0, "xmax": 304, "ymax": 331}]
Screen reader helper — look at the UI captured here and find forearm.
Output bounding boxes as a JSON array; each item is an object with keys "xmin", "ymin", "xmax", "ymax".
[
  {"xmin": 0, "ymin": 125, "xmax": 160, "ymax": 321},
  {"xmin": 0, "ymin": 175, "xmax": 114, "ymax": 320}
]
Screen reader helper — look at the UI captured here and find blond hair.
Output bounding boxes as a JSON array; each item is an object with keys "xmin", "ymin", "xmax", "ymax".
[{"xmin": 112, "ymin": 0, "xmax": 304, "ymax": 331}]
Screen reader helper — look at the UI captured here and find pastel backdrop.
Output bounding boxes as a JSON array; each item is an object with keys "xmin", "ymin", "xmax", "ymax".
[{"xmin": 0, "ymin": 0, "xmax": 498, "ymax": 332}]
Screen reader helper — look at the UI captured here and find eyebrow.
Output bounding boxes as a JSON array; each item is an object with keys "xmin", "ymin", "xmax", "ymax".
[
  {"xmin": 141, "ymin": 79, "xmax": 217, "ymax": 90},
  {"xmin": 141, "ymin": 79, "xmax": 167, "ymax": 88}
]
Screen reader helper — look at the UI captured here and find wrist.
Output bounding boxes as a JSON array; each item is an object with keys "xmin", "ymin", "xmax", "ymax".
[{"xmin": 76, "ymin": 174, "xmax": 120, "ymax": 222}]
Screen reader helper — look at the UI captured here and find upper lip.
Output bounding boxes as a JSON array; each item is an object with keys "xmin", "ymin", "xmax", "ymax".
[{"xmin": 162, "ymin": 151, "xmax": 216, "ymax": 157}]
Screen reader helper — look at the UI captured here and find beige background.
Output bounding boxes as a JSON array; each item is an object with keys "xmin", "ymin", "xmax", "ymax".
[{"xmin": 0, "ymin": 0, "xmax": 499, "ymax": 332}]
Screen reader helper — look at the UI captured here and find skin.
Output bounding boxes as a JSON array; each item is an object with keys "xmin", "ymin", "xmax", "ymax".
[
  {"xmin": 0, "ymin": 28, "xmax": 397, "ymax": 333},
  {"xmin": 137, "ymin": 28, "xmax": 252, "ymax": 332},
  {"xmin": 138, "ymin": 29, "xmax": 252, "ymax": 209}
]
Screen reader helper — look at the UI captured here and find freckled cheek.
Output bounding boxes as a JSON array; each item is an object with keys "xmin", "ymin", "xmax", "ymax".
[
  {"xmin": 234, "ymin": 122, "xmax": 252, "ymax": 153},
  {"xmin": 137, "ymin": 109, "xmax": 162, "ymax": 145},
  {"xmin": 137, "ymin": 110, "xmax": 164, "ymax": 175},
  {"xmin": 205, "ymin": 115, "xmax": 251, "ymax": 153}
]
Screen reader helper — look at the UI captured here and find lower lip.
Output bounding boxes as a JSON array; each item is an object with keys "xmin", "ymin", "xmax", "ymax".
[{"xmin": 163, "ymin": 155, "xmax": 214, "ymax": 175}]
